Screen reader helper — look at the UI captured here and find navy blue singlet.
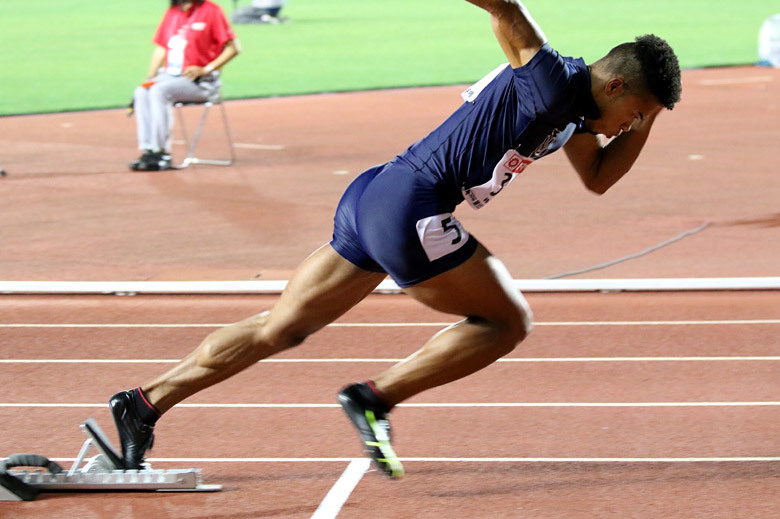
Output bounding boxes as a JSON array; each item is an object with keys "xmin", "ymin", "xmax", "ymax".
[{"xmin": 330, "ymin": 43, "xmax": 601, "ymax": 287}]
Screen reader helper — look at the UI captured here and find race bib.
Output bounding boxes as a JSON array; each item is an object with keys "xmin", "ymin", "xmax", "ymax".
[
  {"xmin": 462, "ymin": 149, "xmax": 534, "ymax": 210},
  {"xmin": 416, "ymin": 213, "xmax": 470, "ymax": 262},
  {"xmin": 166, "ymin": 34, "xmax": 188, "ymax": 76}
]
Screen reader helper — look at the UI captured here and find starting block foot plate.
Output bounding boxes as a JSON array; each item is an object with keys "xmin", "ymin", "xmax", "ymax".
[
  {"xmin": 81, "ymin": 418, "xmax": 124, "ymax": 470},
  {"xmin": 1, "ymin": 418, "xmax": 221, "ymax": 499}
]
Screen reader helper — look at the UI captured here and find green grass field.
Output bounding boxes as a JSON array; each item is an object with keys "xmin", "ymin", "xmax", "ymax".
[{"xmin": 0, "ymin": 0, "xmax": 776, "ymax": 115}]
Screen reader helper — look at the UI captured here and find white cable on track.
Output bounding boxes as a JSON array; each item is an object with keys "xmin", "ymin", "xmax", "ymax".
[{"xmin": 545, "ymin": 221, "xmax": 711, "ymax": 279}]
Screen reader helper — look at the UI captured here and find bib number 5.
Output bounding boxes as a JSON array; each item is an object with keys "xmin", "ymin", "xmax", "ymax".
[
  {"xmin": 416, "ymin": 213, "xmax": 470, "ymax": 262},
  {"xmin": 441, "ymin": 217, "xmax": 462, "ymax": 245}
]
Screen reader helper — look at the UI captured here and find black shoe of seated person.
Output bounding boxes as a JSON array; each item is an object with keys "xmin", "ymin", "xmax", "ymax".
[
  {"xmin": 129, "ymin": 150, "xmax": 155, "ymax": 171},
  {"xmin": 130, "ymin": 151, "xmax": 172, "ymax": 171}
]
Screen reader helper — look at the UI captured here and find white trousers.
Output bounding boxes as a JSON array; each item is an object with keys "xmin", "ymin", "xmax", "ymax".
[{"xmin": 133, "ymin": 73, "xmax": 219, "ymax": 151}]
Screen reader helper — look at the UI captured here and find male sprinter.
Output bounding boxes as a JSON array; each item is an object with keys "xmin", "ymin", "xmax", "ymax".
[{"xmin": 109, "ymin": 0, "xmax": 681, "ymax": 478}]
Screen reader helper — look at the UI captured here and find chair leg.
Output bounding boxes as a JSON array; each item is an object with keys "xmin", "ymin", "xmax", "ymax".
[
  {"xmin": 174, "ymin": 101, "xmax": 235, "ymax": 169},
  {"xmin": 174, "ymin": 102, "xmax": 195, "ymax": 169},
  {"xmin": 218, "ymin": 101, "xmax": 236, "ymax": 165}
]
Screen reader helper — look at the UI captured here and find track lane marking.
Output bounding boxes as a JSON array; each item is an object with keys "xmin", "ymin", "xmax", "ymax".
[
  {"xmin": 2, "ymin": 356, "xmax": 779, "ymax": 363},
  {"xmin": 311, "ymin": 458, "xmax": 370, "ymax": 519},
  {"xmin": 2, "ymin": 402, "xmax": 778, "ymax": 408},
  {"xmin": 232, "ymin": 143, "xmax": 286, "ymax": 150},
  {"xmin": 172, "ymin": 140, "xmax": 286, "ymax": 150},
  {"xmin": 1, "ymin": 319, "xmax": 778, "ymax": 328},
  {"xmin": 43, "ymin": 456, "xmax": 780, "ymax": 463}
]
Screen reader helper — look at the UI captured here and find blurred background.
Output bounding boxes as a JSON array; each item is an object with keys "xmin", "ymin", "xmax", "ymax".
[{"xmin": 1, "ymin": 0, "xmax": 777, "ymax": 115}]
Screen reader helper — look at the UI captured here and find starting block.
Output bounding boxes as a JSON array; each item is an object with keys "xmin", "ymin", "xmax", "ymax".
[{"xmin": 0, "ymin": 418, "xmax": 221, "ymax": 501}]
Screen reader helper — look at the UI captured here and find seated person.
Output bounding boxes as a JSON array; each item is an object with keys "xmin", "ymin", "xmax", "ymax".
[
  {"xmin": 130, "ymin": 0, "xmax": 240, "ymax": 171},
  {"xmin": 252, "ymin": 0, "xmax": 287, "ymax": 18},
  {"xmin": 232, "ymin": 0, "xmax": 289, "ymax": 24}
]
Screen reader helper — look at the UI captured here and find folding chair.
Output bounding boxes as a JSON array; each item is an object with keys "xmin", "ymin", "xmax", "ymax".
[{"xmin": 173, "ymin": 92, "xmax": 235, "ymax": 169}]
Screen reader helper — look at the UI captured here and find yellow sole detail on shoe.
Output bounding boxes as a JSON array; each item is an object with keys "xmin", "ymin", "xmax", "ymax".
[{"xmin": 364, "ymin": 410, "xmax": 404, "ymax": 478}]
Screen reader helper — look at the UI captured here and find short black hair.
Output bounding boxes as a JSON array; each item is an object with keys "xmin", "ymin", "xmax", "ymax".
[{"xmin": 605, "ymin": 34, "xmax": 682, "ymax": 110}]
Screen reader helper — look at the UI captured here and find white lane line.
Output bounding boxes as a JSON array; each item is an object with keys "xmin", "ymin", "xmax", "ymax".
[
  {"xmin": 536, "ymin": 320, "xmax": 780, "ymax": 326},
  {"xmin": 1, "ymin": 319, "xmax": 778, "ymax": 328},
  {"xmin": 44, "ymin": 456, "xmax": 780, "ymax": 463},
  {"xmin": 172, "ymin": 140, "xmax": 286, "ymax": 150},
  {"xmin": 3, "ymin": 277, "xmax": 777, "ymax": 293},
  {"xmin": 699, "ymin": 76, "xmax": 773, "ymax": 86},
  {"xmin": 1, "ymin": 356, "xmax": 779, "ymax": 364},
  {"xmin": 233, "ymin": 143, "xmax": 286, "ymax": 150},
  {"xmin": 2, "ymin": 402, "xmax": 778, "ymax": 409},
  {"xmin": 400, "ymin": 456, "xmax": 780, "ymax": 463},
  {"xmin": 311, "ymin": 458, "xmax": 370, "ymax": 519},
  {"xmin": 499, "ymin": 356, "xmax": 780, "ymax": 362}
]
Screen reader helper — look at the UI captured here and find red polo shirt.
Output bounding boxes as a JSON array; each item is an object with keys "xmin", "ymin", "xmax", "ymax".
[{"xmin": 153, "ymin": 0, "xmax": 235, "ymax": 72}]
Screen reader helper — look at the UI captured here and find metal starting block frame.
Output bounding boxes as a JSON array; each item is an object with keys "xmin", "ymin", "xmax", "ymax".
[{"xmin": 1, "ymin": 418, "xmax": 220, "ymax": 500}]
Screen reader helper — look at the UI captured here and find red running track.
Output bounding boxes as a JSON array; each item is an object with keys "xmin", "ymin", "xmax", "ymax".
[{"xmin": 1, "ymin": 291, "xmax": 778, "ymax": 518}]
